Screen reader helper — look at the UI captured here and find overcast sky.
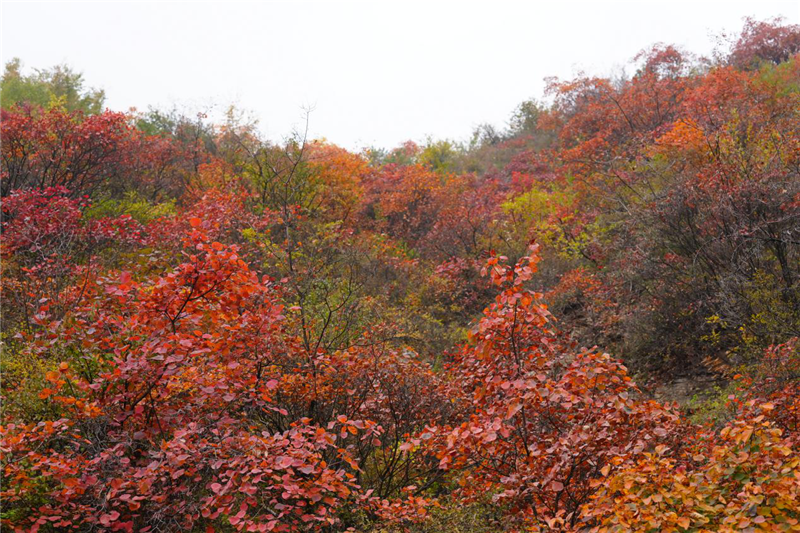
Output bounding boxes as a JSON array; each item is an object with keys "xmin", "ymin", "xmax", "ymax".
[{"xmin": 2, "ymin": 1, "xmax": 798, "ymax": 150}]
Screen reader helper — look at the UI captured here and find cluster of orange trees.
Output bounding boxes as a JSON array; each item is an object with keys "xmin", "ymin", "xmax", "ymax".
[{"xmin": 1, "ymin": 17, "xmax": 798, "ymax": 533}]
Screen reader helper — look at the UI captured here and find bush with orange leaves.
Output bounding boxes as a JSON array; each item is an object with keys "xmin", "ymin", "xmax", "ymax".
[
  {"xmin": 582, "ymin": 339, "xmax": 800, "ymax": 532},
  {"xmin": 584, "ymin": 406, "xmax": 800, "ymax": 532}
]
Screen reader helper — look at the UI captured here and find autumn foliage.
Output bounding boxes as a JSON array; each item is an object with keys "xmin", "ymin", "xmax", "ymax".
[{"xmin": 2, "ymin": 16, "xmax": 799, "ymax": 533}]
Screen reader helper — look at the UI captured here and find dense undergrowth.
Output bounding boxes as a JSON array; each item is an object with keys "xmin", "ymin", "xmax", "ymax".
[{"xmin": 1, "ymin": 16, "xmax": 798, "ymax": 533}]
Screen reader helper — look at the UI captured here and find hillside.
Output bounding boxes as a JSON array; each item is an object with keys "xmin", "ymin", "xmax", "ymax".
[{"xmin": 1, "ymin": 16, "xmax": 798, "ymax": 533}]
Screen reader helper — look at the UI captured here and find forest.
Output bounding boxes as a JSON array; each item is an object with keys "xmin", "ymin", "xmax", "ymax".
[{"xmin": 0, "ymin": 16, "xmax": 798, "ymax": 533}]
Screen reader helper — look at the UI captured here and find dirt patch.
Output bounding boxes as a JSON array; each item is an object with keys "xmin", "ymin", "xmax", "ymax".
[{"xmin": 650, "ymin": 375, "xmax": 725, "ymax": 406}]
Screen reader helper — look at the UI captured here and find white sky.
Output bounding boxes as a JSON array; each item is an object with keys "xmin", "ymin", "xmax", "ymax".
[{"xmin": 2, "ymin": 1, "xmax": 799, "ymax": 150}]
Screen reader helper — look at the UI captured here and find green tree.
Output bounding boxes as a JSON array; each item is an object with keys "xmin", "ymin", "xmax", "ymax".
[
  {"xmin": 418, "ymin": 138, "xmax": 460, "ymax": 173},
  {"xmin": 0, "ymin": 58, "xmax": 105, "ymax": 113}
]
